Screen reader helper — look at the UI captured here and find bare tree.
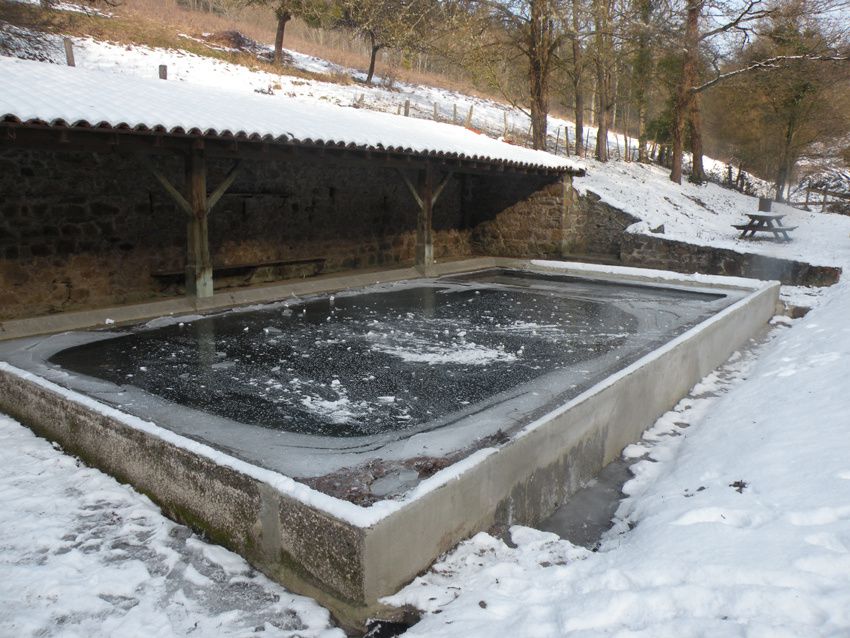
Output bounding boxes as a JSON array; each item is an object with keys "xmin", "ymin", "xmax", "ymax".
[
  {"xmin": 568, "ymin": 0, "xmax": 588, "ymax": 156},
  {"xmin": 630, "ymin": 0, "xmax": 657, "ymax": 162},
  {"xmin": 238, "ymin": 0, "xmax": 314, "ymax": 65},
  {"xmin": 667, "ymin": 0, "xmax": 776, "ymax": 183},
  {"xmin": 593, "ymin": 0, "xmax": 615, "ymax": 160},
  {"xmin": 455, "ymin": 0, "xmax": 565, "ymax": 149},
  {"xmin": 324, "ymin": 0, "xmax": 440, "ymax": 84}
]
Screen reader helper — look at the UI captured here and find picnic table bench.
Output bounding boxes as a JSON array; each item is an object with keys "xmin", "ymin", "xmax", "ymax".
[
  {"xmin": 152, "ymin": 257, "xmax": 326, "ymax": 289},
  {"xmin": 733, "ymin": 213, "xmax": 797, "ymax": 242}
]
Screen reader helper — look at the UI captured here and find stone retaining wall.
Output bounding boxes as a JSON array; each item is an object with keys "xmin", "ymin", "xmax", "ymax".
[{"xmin": 620, "ymin": 234, "xmax": 841, "ymax": 287}]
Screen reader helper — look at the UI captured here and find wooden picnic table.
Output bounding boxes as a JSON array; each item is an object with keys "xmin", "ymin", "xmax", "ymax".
[{"xmin": 733, "ymin": 213, "xmax": 797, "ymax": 242}]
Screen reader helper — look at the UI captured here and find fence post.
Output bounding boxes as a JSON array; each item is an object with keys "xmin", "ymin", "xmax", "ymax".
[
  {"xmin": 63, "ymin": 38, "xmax": 75, "ymax": 67},
  {"xmin": 404, "ymin": 99, "xmax": 410, "ymax": 117},
  {"xmin": 465, "ymin": 105, "xmax": 473, "ymax": 128},
  {"xmin": 158, "ymin": 64, "xmax": 167, "ymax": 80}
]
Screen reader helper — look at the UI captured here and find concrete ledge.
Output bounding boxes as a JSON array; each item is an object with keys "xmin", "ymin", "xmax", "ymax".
[{"xmin": 0, "ymin": 260, "xmax": 780, "ymax": 630}]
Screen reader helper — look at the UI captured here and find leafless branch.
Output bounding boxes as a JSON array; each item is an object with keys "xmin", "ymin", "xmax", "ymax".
[{"xmin": 692, "ymin": 54, "xmax": 850, "ymax": 92}]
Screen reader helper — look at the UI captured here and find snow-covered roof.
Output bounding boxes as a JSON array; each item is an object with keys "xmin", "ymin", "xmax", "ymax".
[{"xmin": 0, "ymin": 56, "xmax": 582, "ymax": 175}]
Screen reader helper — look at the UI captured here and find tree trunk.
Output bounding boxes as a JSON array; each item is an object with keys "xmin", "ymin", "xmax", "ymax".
[
  {"xmin": 670, "ymin": 0, "xmax": 701, "ymax": 184},
  {"xmin": 273, "ymin": 11, "xmax": 291, "ymax": 66},
  {"xmin": 610, "ymin": 72, "xmax": 619, "ymax": 132},
  {"xmin": 574, "ymin": 83, "xmax": 585, "ymax": 157},
  {"xmin": 589, "ymin": 77, "xmax": 597, "ymax": 126},
  {"xmin": 366, "ymin": 37, "xmax": 381, "ymax": 85},
  {"xmin": 593, "ymin": 0, "xmax": 614, "ymax": 162},
  {"xmin": 595, "ymin": 73, "xmax": 613, "ymax": 161},
  {"xmin": 528, "ymin": 0, "xmax": 551, "ymax": 150},
  {"xmin": 633, "ymin": 0, "xmax": 653, "ymax": 162},
  {"xmin": 571, "ymin": 0, "xmax": 585, "ymax": 157},
  {"xmin": 774, "ymin": 116, "xmax": 798, "ymax": 201},
  {"xmin": 688, "ymin": 91, "xmax": 705, "ymax": 183}
]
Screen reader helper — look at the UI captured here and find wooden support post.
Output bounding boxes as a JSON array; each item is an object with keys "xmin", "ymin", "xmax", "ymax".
[
  {"xmin": 564, "ymin": 126, "xmax": 570, "ymax": 157},
  {"xmin": 553, "ymin": 126, "xmax": 561, "ymax": 154},
  {"xmin": 159, "ymin": 64, "xmax": 168, "ymax": 80},
  {"xmin": 398, "ymin": 165, "xmax": 453, "ymax": 274},
  {"xmin": 144, "ymin": 155, "xmax": 240, "ymax": 300},
  {"xmin": 453, "ymin": 103, "xmax": 457, "ymax": 124},
  {"xmin": 433, "ymin": 103, "xmax": 438, "ymax": 120},
  {"xmin": 465, "ymin": 105, "xmax": 474, "ymax": 128},
  {"xmin": 186, "ymin": 150, "xmax": 213, "ymax": 298},
  {"xmin": 63, "ymin": 38, "xmax": 75, "ymax": 67},
  {"xmin": 416, "ymin": 164, "xmax": 434, "ymax": 271},
  {"xmin": 404, "ymin": 99, "xmax": 410, "ymax": 117},
  {"xmin": 503, "ymin": 111, "xmax": 508, "ymax": 136}
]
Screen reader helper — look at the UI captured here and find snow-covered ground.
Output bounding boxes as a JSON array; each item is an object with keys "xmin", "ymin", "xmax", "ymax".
[
  {"xmin": 3, "ymin": 17, "xmax": 850, "ymax": 637},
  {"xmin": 0, "ymin": 413, "xmax": 343, "ymax": 638}
]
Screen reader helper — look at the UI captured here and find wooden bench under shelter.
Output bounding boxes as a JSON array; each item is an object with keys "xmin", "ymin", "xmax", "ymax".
[
  {"xmin": 152, "ymin": 257, "xmax": 326, "ymax": 290},
  {"xmin": 733, "ymin": 213, "xmax": 797, "ymax": 242}
]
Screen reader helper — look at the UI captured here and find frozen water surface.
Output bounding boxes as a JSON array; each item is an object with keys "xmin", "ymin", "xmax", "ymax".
[{"xmin": 50, "ymin": 270, "xmax": 729, "ymax": 439}]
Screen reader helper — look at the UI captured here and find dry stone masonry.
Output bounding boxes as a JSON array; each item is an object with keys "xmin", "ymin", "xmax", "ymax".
[{"xmin": 0, "ymin": 148, "xmax": 569, "ymax": 320}]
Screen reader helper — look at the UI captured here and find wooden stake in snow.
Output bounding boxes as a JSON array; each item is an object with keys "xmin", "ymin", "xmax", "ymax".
[
  {"xmin": 564, "ymin": 127, "xmax": 571, "ymax": 157},
  {"xmin": 554, "ymin": 126, "xmax": 561, "ymax": 154},
  {"xmin": 503, "ymin": 111, "xmax": 509, "ymax": 135},
  {"xmin": 465, "ymin": 105, "xmax": 474, "ymax": 128},
  {"xmin": 452, "ymin": 103, "xmax": 458, "ymax": 124},
  {"xmin": 433, "ymin": 103, "xmax": 438, "ymax": 120},
  {"xmin": 404, "ymin": 99, "xmax": 410, "ymax": 117},
  {"xmin": 158, "ymin": 64, "xmax": 168, "ymax": 80},
  {"xmin": 63, "ymin": 38, "xmax": 75, "ymax": 67}
]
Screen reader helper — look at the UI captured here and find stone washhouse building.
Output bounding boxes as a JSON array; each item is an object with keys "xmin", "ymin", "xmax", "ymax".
[{"xmin": 0, "ymin": 56, "xmax": 585, "ymax": 334}]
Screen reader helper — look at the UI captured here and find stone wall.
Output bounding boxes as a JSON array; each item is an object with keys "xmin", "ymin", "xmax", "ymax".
[
  {"xmin": 0, "ymin": 148, "xmax": 567, "ymax": 320},
  {"xmin": 471, "ymin": 175, "xmax": 570, "ymax": 258},
  {"xmin": 620, "ymin": 234, "xmax": 841, "ymax": 287},
  {"xmin": 562, "ymin": 190, "xmax": 639, "ymax": 257}
]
